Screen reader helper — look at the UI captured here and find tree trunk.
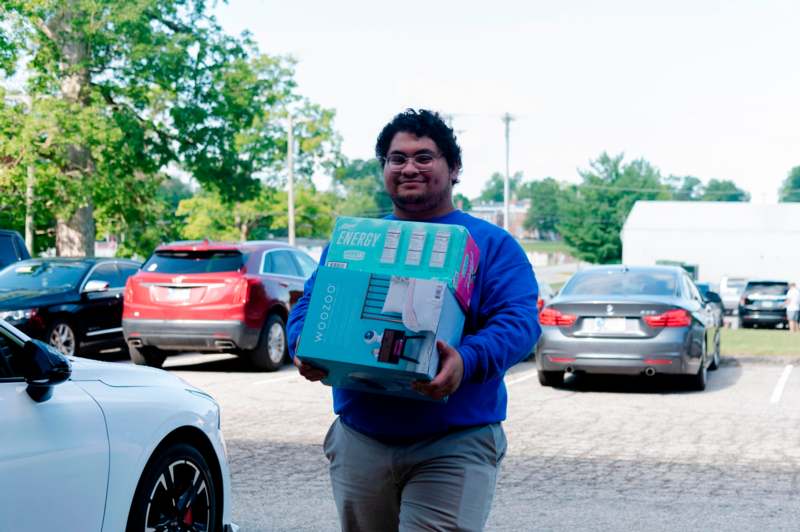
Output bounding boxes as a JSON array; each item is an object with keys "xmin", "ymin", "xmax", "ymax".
[
  {"xmin": 56, "ymin": 204, "xmax": 95, "ymax": 257},
  {"xmin": 50, "ymin": 3, "xmax": 96, "ymax": 257}
]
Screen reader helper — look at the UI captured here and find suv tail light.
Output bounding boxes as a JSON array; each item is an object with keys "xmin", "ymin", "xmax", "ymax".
[
  {"xmin": 540, "ymin": 307, "xmax": 577, "ymax": 326},
  {"xmin": 232, "ymin": 278, "xmax": 252, "ymax": 304},
  {"xmin": 644, "ymin": 309, "xmax": 691, "ymax": 328}
]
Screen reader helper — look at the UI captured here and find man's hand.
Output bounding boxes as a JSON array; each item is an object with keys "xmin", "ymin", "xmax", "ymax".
[
  {"xmin": 412, "ymin": 340, "xmax": 464, "ymax": 401},
  {"xmin": 293, "ymin": 355, "xmax": 327, "ymax": 382}
]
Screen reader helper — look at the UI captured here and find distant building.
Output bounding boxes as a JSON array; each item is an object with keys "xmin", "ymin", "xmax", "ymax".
[
  {"xmin": 468, "ymin": 199, "xmax": 534, "ymax": 239},
  {"xmin": 622, "ymin": 201, "xmax": 800, "ymax": 283}
]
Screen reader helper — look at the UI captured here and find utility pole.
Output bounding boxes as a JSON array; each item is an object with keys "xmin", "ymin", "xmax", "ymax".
[
  {"xmin": 287, "ymin": 113, "xmax": 295, "ymax": 246},
  {"xmin": 502, "ymin": 113, "xmax": 514, "ymax": 231},
  {"xmin": 25, "ymin": 164, "xmax": 34, "ymax": 251}
]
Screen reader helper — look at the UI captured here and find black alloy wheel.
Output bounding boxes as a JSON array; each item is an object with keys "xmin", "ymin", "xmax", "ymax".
[{"xmin": 127, "ymin": 442, "xmax": 218, "ymax": 532}]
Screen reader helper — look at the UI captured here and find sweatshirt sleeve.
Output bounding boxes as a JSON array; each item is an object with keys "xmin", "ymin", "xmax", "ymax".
[
  {"xmin": 457, "ymin": 234, "xmax": 541, "ymax": 383},
  {"xmin": 287, "ymin": 246, "xmax": 328, "ymax": 361}
]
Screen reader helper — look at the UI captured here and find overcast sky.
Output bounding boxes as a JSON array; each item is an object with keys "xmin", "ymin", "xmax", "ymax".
[{"xmin": 215, "ymin": 0, "xmax": 799, "ymax": 203}]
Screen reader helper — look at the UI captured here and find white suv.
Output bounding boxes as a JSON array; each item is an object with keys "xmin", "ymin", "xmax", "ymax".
[{"xmin": 719, "ymin": 276, "xmax": 748, "ymax": 315}]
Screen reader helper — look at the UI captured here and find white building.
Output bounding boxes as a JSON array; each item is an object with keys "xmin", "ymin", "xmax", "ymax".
[{"xmin": 621, "ymin": 201, "xmax": 800, "ymax": 283}]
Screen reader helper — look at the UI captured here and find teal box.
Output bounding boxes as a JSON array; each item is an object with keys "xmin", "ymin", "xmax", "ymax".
[
  {"xmin": 297, "ymin": 266, "xmax": 465, "ymax": 401},
  {"xmin": 325, "ymin": 217, "xmax": 479, "ymax": 312}
]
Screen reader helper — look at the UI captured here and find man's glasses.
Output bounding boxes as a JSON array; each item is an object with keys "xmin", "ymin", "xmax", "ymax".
[{"xmin": 382, "ymin": 152, "xmax": 443, "ymax": 170}]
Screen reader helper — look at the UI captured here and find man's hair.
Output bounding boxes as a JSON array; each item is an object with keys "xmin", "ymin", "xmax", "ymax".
[{"xmin": 375, "ymin": 109, "xmax": 462, "ymax": 182}]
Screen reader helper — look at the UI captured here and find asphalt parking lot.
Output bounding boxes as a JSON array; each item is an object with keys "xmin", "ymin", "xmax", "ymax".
[{"xmin": 160, "ymin": 354, "xmax": 800, "ymax": 532}]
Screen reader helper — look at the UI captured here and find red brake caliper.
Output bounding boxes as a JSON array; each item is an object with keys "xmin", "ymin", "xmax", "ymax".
[{"xmin": 182, "ymin": 506, "xmax": 193, "ymax": 526}]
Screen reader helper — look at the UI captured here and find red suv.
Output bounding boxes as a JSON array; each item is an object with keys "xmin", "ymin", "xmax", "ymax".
[{"xmin": 122, "ymin": 240, "xmax": 317, "ymax": 371}]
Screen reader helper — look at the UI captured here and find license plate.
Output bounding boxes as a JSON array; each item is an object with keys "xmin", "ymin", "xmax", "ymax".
[
  {"xmin": 167, "ymin": 287, "xmax": 191, "ymax": 301},
  {"xmin": 585, "ymin": 317, "xmax": 626, "ymax": 333}
]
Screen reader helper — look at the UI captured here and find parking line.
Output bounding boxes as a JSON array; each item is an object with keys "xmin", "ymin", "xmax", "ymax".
[
  {"xmin": 505, "ymin": 369, "xmax": 539, "ymax": 386},
  {"xmin": 770, "ymin": 365, "xmax": 793, "ymax": 404},
  {"xmin": 252, "ymin": 373, "xmax": 300, "ymax": 386}
]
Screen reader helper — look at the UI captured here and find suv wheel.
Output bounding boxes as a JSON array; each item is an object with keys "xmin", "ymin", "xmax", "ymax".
[
  {"xmin": 129, "ymin": 344, "xmax": 167, "ymax": 368},
  {"xmin": 245, "ymin": 314, "xmax": 287, "ymax": 372},
  {"xmin": 47, "ymin": 320, "xmax": 77, "ymax": 357}
]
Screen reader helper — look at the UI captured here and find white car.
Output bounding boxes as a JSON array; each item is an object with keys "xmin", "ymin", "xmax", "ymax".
[{"xmin": 0, "ymin": 319, "xmax": 238, "ymax": 532}]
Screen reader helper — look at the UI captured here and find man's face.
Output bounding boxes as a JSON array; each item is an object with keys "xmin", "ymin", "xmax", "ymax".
[{"xmin": 383, "ymin": 131, "xmax": 457, "ymax": 218}]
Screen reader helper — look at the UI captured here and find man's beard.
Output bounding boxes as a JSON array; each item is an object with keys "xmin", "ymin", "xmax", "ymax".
[{"xmin": 389, "ymin": 185, "xmax": 452, "ymax": 214}]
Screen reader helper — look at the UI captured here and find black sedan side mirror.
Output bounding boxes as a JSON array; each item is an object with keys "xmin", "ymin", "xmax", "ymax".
[{"xmin": 22, "ymin": 339, "xmax": 72, "ymax": 402}]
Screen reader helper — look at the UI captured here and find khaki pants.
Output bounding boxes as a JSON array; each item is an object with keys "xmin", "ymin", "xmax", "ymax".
[{"xmin": 323, "ymin": 418, "xmax": 507, "ymax": 532}]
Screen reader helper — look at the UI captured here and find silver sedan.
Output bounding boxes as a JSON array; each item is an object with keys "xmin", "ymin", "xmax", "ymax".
[{"xmin": 535, "ymin": 265, "xmax": 720, "ymax": 390}]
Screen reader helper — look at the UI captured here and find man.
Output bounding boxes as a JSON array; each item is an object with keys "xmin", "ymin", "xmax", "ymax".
[
  {"xmin": 785, "ymin": 282, "xmax": 800, "ymax": 332},
  {"xmin": 287, "ymin": 109, "xmax": 540, "ymax": 531}
]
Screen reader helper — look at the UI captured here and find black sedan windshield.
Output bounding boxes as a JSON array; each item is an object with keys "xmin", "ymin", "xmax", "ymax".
[
  {"xmin": 0, "ymin": 260, "xmax": 90, "ymax": 291},
  {"xmin": 561, "ymin": 270, "xmax": 678, "ymax": 297}
]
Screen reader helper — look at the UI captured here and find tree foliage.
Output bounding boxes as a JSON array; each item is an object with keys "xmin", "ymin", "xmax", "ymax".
[
  {"xmin": 778, "ymin": 166, "xmax": 800, "ymax": 202},
  {"xmin": 177, "ymin": 183, "xmax": 336, "ymax": 242},
  {"xmin": 558, "ymin": 153, "xmax": 671, "ymax": 264},
  {"xmin": 700, "ymin": 179, "xmax": 750, "ymax": 201},
  {"xmin": 332, "ymin": 158, "xmax": 392, "ymax": 217},
  {"xmin": 0, "ymin": 0, "xmax": 339, "ymax": 256},
  {"xmin": 476, "ymin": 171, "xmax": 523, "ymax": 203},
  {"xmin": 520, "ymin": 177, "xmax": 562, "ymax": 239}
]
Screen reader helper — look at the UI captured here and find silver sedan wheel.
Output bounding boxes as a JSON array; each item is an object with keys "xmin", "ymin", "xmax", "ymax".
[
  {"xmin": 49, "ymin": 323, "xmax": 76, "ymax": 356},
  {"xmin": 267, "ymin": 321, "xmax": 286, "ymax": 364}
]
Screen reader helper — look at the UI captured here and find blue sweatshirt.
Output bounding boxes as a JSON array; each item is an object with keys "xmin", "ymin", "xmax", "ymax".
[{"xmin": 287, "ymin": 210, "xmax": 541, "ymax": 442}]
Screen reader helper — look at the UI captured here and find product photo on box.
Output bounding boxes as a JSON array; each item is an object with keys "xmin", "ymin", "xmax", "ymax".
[{"xmin": 297, "ymin": 266, "xmax": 466, "ymax": 401}]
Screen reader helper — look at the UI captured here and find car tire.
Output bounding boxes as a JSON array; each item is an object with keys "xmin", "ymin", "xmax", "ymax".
[
  {"xmin": 687, "ymin": 345, "xmax": 708, "ymax": 391},
  {"xmin": 126, "ymin": 442, "xmax": 218, "ymax": 532},
  {"xmin": 538, "ymin": 370, "xmax": 564, "ymax": 387},
  {"xmin": 129, "ymin": 344, "xmax": 167, "ymax": 368},
  {"xmin": 47, "ymin": 320, "xmax": 77, "ymax": 357},
  {"xmin": 245, "ymin": 314, "xmax": 287, "ymax": 372},
  {"xmin": 709, "ymin": 333, "xmax": 721, "ymax": 371}
]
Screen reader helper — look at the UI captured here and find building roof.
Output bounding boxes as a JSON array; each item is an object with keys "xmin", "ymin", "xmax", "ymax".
[{"xmin": 623, "ymin": 201, "xmax": 800, "ymax": 233}]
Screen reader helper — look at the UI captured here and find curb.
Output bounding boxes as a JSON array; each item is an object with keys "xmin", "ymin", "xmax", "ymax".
[{"xmin": 721, "ymin": 354, "xmax": 800, "ymax": 366}]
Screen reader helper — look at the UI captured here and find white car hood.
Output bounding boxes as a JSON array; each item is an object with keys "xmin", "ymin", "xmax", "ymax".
[{"xmin": 67, "ymin": 356, "xmax": 190, "ymax": 388}]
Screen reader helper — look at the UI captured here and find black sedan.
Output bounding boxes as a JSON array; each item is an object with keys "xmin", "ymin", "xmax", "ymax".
[
  {"xmin": 0, "ymin": 258, "xmax": 141, "ymax": 356},
  {"xmin": 535, "ymin": 265, "xmax": 720, "ymax": 390}
]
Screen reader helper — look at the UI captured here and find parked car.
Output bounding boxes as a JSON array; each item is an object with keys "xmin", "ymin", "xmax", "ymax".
[
  {"xmin": 536, "ymin": 265, "xmax": 720, "ymax": 390},
  {"xmin": 0, "ymin": 229, "xmax": 31, "ymax": 270},
  {"xmin": 738, "ymin": 280, "xmax": 790, "ymax": 329},
  {"xmin": 123, "ymin": 240, "xmax": 317, "ymax": 371},
  {"xmin": 696, "ymin": 282, "xmax": 724, "ymax": 327},
  {"xmin": 0, "ymin": 257, "xmax": 141, "ymax": 357},
  {"xmin": 536, "ymin": 277, "xmax": 556, "ymax": 314},
  {"xmin": 719, "ymin": 276, "xmax": 748, "ymax": 315},
  {"xmin": 0, "ymin": 319, "xmax": 237, "ymax": 532}
]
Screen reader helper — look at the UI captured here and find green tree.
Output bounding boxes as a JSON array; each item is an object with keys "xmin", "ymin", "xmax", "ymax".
[
  {"xmin": 453, "ymin": 193, "xmax": 472, "ymax": 212},
  {"xmin": 778, "ymin": 166, "xmax": 800, "ymax": 202},
  {"xmin": 558, "ymin": 153, "xmax": 670, "ymax": 264},
  {"xmin": 520, "ymin": 177, "xmax": 562, "ymax": 239},
  {"xmin": 177, "ymin": 183, "xmax": 336, "ymax": 241},
  {"xmin": 1, "ymin": 0, "xmax": 339, "ymax": 256},
  {"xmin": 476, "ymin": 171, "xmax": 523, "ymax": 203},
  {"xmin": 332, "ymin": 158, "xmax": 392, "ymax": 217},
  {"xmin": 701, "ymin": 179, "xmax": 750, "ymax": 202},
  {"xmin": 664, "ymin": 175, "xmax": 704, "ymax": 201}
]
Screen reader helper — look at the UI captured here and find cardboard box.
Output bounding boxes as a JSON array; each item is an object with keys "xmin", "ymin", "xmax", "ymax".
[
  {"xmin": 297, "ymin": 266, "xmax": 465, "ymax": 401},
  {"xmin": 325, "ymin": 217, "xmax": 479, "ymax": 311}
]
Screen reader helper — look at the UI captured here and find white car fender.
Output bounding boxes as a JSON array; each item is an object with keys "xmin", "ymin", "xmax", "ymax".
[{"xmin": 75, "ymin": 381, "xmax": 232, "ymax": 532}]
